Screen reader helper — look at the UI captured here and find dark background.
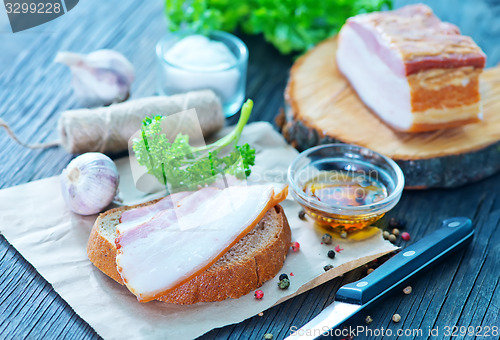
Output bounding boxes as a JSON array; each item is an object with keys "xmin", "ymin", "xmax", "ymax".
[{"xmin": 0, "ymin": 0, "xmax": 499, "ymax": 339}]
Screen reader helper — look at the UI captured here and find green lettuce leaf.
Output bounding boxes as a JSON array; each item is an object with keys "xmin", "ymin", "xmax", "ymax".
[{"xmin": 165, "ymin": 0, "xmax": 392, "ymax": 54}]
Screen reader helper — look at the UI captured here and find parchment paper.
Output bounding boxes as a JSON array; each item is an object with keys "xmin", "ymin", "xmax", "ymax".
[{"xmin": 0, "ymin": 122, "xmax": 397, "ymax": 340}]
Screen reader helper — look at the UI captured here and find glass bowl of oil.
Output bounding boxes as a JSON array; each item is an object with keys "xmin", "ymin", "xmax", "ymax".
[{"xmin": 288, "ymin": 144, "xmax": 404, "ymax": 231}]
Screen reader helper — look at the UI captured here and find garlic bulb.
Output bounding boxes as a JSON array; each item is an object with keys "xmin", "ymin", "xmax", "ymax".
[
  {"xmin": 61, "ymin": 152, "xmax": 119, "ymax": 215},
  {"xmin": 55, "ymin": 50, "xmax": 135, "ymax": 107}
]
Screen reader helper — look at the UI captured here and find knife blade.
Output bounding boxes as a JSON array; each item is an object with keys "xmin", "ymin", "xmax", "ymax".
[{"xmin": 286, "ymin": 217, "xmax": 474, "ymax": 340}]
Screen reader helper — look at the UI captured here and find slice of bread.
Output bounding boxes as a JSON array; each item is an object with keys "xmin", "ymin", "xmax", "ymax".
[{"xmin": 87, "ymin": 200, "xmax": 291, "ymax": 305}]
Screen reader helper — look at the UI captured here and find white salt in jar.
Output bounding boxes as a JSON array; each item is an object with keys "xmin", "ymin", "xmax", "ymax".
[{"xmin": 156, "ymin": 31, "xmax": 248, "ymax": 117}]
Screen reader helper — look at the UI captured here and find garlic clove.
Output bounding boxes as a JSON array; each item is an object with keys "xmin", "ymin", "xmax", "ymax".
[
  {"xmin": 55, "ymin": 50, "xmax": 135, "ymax": 107},
  {"xmin": 60, "ymin": 152, "xmax": 120, "ymax": 215}
]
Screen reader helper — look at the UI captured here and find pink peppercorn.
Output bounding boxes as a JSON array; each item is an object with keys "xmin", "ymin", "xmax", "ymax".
[
  {"xmin": 335, "ymin": 245, "xmax": 344, "ymax": 252},
  {"xmin": 291, "ymin": 242, "xmax": 300, "ymax": 252},
  {"xmin": 254, "ymin": 290, "xmax": 264, "ymax": 299},
  {"xmin": 401, "ymin": 232, "xmax": 411, "ymax": 241}
]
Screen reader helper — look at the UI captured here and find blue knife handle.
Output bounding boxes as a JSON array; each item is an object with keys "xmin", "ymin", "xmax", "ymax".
[{"xmin": 335, "ymin": 217, "xmax": 474, "ymax": 305}]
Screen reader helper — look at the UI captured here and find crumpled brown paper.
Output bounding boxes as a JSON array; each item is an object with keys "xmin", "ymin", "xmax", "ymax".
[{"xmin": 0, "ymin": 122, "xmax": 397, "ymax": 340}]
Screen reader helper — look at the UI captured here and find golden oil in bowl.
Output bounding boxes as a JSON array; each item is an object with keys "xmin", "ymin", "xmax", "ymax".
[
  {"xmin": 303, "ymin": 170, "xmax": 389, "ymax": 230},
  {"xmin": 304, "ymin": 171, "xmax": 388, "ymax": 208},
  {"xmin": 288, "ymin": 144, "xmax": 404, "ymax": 232}
]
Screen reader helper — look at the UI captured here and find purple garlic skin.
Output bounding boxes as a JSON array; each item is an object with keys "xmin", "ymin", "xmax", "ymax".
[
  {"xmin": 55, "ymin": 50, "xmax": 135, "ymax": 107},
  {"xmin": 61, "ymin": 152, "xmax": 119, "ymax": 215}
]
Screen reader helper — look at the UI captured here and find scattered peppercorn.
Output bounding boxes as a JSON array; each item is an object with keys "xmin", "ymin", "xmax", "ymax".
[
  {"xmin": 335, "ymin": 245, "xmax": 344, "ymax": 252},
  {"xmin": 278, "ymin": 278, "xmax": 290, "ymax": 289},
  {"xmin": 392, "ymin": 228, "xmax": 400, "ymax": 236},
  {"xmin": 263, "ymin": 333, "xmax": 273, "ymax": 340},
  {"xmin": 324, "ymin": 264, "xmax": 334, "ymax": 271},
  {"xmin": 383, "ymin": 231, "xmax": 390, "ymax": 240},
  {"xmin": 367, "ymin": 268, "xmax": 374, "ymax": 274},
  {"xmin": 258, "ymin": 312, "xmax": 264, "ymax": 317},
  {"xmin": 401, "ymin": 232, "xmax": 411, "ymax": 241},
  {"xmin": 388, "ymin": 234, "xmax": 397, "ymax": 243},
  {"xmin": 298, "ymin": 209, "xmax": 307, "ymax": 221},
  {"xmin": 254, "ymin": 290, "xmax": 264, "ymax": 300},
  {"xmin": 279, "ymin": 273, "xmax": 288, "ymax": 281},
  {"xmin": 340, "ymin": 231, "xmax": 348, "ymax": 239},
  {"xmin": 291, "ymin": 241, "xmax": 300, "ymax": 252},
  {"xmin": 403, "ymin": 286, "xmax": 412, "ymax": 295},
  {"xmin": 328, "ymin": 250, "xmax": 336, "ymax": 259},
  {"xmin": 365, "ymin": 315, "xmax": 373, "ymax": 324},
  {"xmin": 290, "ymin": 272, "xmax": 294, "ymax": 276},
  {"xmin": 392, "ymin": 314, "xmax": 401, "ymax": 323},
  {"xmin": 389, "ymin": 217, "xmax": 399, "ymax": 229},
  {"xmin": 322, "ymin": 233, "xmax": 333, "ymax": 244}
]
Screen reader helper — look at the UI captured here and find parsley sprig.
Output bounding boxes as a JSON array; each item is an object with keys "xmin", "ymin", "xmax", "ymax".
[
  {"xmin": 133, "ymin": 99, "xmax": 256, "ymax": 193},
  {"xmin": 165, "ymin": 0, "xmax": 392, "ymax": 54}
]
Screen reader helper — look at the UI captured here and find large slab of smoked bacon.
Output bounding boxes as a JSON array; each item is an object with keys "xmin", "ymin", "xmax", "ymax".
[{"xmin": 336, "ymin": 4, "xmax": 486, "ymax": 132}]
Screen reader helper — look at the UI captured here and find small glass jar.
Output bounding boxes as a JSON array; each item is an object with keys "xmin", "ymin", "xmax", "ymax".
[
  {"xmin": 288, "ymin": 144, "xmax": 405, "ymax": 231},
  {"xmin": 156, "ymin": 30, "xmax": 248, "ymax": 117}
]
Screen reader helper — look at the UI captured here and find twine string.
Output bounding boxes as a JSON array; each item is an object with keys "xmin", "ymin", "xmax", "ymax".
[
  {"xmin": 0, "ymin": 90, "xmax": 223, "ymax": 154},
  {"xmin": 0, "ymin": 118, "xmax": 61, "ymax": 149}
]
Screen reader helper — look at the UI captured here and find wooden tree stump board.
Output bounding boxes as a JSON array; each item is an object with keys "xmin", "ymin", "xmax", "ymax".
[{"xmin": 282, "ymin": 37, "xmax": 500, "ymax": 189}]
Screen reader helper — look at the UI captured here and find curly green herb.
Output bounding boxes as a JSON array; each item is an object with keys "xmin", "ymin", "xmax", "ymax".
[
  {"xmin": 165, "ymin": 0, "xmax": 392, "ymax": 54},
  {"xmin": 133, "ymin": 99, "xmax": 256, "ymax": 193}
]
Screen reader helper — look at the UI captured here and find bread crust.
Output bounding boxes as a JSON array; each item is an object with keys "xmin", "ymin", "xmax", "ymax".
[
  {"xmin": 87, "ymin": 222, "xmax": 122, "ymax": 283},
  {"xmin": 86, "ymin": 198, "xmax": 164, "ymax": 285},
  {"xmin": 87, "ymin": 201, "xmax": 291, "ymax": 304}
]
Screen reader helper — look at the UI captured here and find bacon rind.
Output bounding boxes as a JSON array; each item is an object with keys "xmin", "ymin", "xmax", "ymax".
[
  {"xmin": 346, "ymin": 4, "xmax": 486, "ymax": 76},
  {"xmin": 115, "ymin": 184, "xmax": 288, "ymax": 302}
]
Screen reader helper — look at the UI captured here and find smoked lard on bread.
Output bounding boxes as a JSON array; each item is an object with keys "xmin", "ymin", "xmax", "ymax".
[
  {"xmin": 336, "ymin": 4, "xmax": 486, "ymax": 132},
  {"xmin": 87, "ymin": 185, "xmax": 291, "ymax": 305}
]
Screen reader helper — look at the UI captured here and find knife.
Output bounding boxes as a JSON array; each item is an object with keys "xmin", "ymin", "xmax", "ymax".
[{"xmin": 286, "ymin": 217, "xmax": 474, "ymax": 340}]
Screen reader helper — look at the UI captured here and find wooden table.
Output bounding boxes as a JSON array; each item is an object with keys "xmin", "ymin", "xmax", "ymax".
[{"xmin": 1, "ymin": 1, "xmax": 499, "ymax": 339}]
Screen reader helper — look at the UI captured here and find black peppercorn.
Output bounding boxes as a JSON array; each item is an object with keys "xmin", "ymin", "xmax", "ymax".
[
  {"xmin": 389, "ymin": 217, "xmax": 399, "ymax": 228},
  {"xmin": 298, "ymin": 210, "xmax": 306, "ymax": 220},
  {"xmin": 327, "ymin": 250, "xmax": 336, "ymax": 259},
  {"xmin": 279, "ymin": 273, "xmax": 288, "ymax": 281},
  {"xmin": 278, "ymin": 278, "xmax": 290, "ymax": 289},
  {"xmin": 324, "ymin": 264, "xmax": 334, "ymax": 271},
  {"xmin": 322, "ymin": 233, "xmax": 333, "ymax": 244}
]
